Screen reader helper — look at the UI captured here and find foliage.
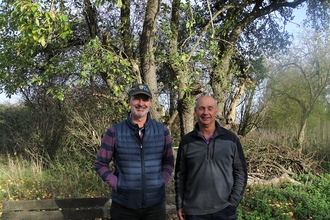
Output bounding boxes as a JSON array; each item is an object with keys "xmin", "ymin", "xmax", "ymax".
[
  {"xmin": 0, "ymin": 96, "xmax": 67, "ymax": 160},
  {"xmin": 1, "ymin": 0, "xmax": 330, "ymax": 133},
  {"xmin": 61, "ymin": 89, "xmax": 128, "ymax": 158},
  {"xmin": 0, "ymin": 86, "xmax": 128, "ymax": 163},
  {"xmin": 239, "ymin": 174, "xmax": 330, "ymax": 220},
  {"xmin": 0, "ymin": 0, "xmax": 72, "ymax": 96},
  {"xmin": 0, "ymin": 0, "xmax": 134, "ymax": 103}
]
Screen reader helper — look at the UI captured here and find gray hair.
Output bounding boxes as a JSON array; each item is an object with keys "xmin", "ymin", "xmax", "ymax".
[{"xmin": 194, "ymin": 94, "xmax": 218, "ymax": 109}]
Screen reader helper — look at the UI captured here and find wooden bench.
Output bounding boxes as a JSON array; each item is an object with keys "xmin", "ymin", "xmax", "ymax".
[{"xmin": 2, "ymin": 196, "xmax": 177, "ymax": 220}]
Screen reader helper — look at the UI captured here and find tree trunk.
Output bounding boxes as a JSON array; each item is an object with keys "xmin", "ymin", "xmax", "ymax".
[
  {"xmin": 211, "ymin": 48, "xmax": 236, "ymax": 125},
  {"xmin": 140, "ymin": 0, "xmax": 162, "ymax": 121},
  {"xmin": 169, "ymin": 0, "xmax": 195, "ymax": 135},
  {"xmin": 297, "ymin": 118, "xmax": 307, "ymax": 153},
  {"xmin": 177, "ymin": 95, "xmax": 195, "ymax": 137},
  {"xmin": 225, "ymin": 79, "xmax": 245, "ymax": 130}
]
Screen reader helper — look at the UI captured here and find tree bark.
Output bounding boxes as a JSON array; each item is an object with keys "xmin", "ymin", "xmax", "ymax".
[
  {"xmin": 225, "ymin": 79, "xmax": 246, "ymax": 130},
  {"xmin": 169, "ymin": 0, "xmax": 195, "ymax": 135},
  {"xmin": 297, "ymin": 119, "xmax": 306, "ymax": 153},
  {"xmin": 140, "ymin": 0, "xmax": 162, "ymax": 121}
]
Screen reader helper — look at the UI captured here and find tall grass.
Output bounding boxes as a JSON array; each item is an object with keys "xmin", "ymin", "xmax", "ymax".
[{"xmin": 0, "ymin": 153, "xmax": 109, "ymax": 203}]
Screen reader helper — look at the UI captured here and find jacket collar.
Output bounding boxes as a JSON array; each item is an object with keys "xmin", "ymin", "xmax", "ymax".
[
  {"xmin": 126, "ymin": 112, "xmax": 151, "ymax": 130},
  {"xmin": 193, "ymin": 121, "xmax": 226, "ymax": 137}
]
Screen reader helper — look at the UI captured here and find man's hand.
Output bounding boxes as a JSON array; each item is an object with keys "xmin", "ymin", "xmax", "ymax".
[{"xmin": 177, "ymin": 208, "xmax": 185, "ymax": 220}]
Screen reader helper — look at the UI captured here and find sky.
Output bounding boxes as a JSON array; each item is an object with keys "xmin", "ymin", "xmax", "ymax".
[
  {"xmin": 0, "ymin": 6, "xmax": 307, "ymax": 104},
  {"xmin": 0, "ymin": 92, "xmax": 21, "ymax": 104},
  {"xmin": 285, "ymin": 6, "xmax": 307, "ymax": 35}
]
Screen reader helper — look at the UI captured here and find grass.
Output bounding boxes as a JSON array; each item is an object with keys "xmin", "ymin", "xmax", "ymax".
[
  {"xmin": 0, "ymin": 154, "xmax": 109, "ymax": 202},
  {"xmin": 1, "ymin": 154, "xmax": 330, "ymax": 219}
]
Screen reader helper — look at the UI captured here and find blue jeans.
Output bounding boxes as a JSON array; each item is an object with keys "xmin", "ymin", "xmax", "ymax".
[
  {"xmin": 185, "ymin": 205, "xmax": 237, "ymax": 220},
  {"xmin": 110, "ymin": 201, "xmax": 166, "ymax": 220}
]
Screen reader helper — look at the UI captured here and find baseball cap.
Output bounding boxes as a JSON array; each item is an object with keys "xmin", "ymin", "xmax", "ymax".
[{"xmin": 128, "ymin": 84, "xmax": 152, "ymax": 98}]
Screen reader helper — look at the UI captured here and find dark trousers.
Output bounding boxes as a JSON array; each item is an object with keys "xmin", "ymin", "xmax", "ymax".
[
  {"xmin": 110, "ymin": 201, "xmax": 166, "ymax": 220},
  {"xmin": 185, "ymin": 205, "xmax": 237, "ymax": 220}
]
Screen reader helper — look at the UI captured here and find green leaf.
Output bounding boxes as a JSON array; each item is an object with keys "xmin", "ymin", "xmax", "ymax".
[
  {"xmin": 59, "ymin": 15, "xmax": 69, "ymax": 22},
  {"xmin": 31, "ymin": 6, "xmax": 38, "ymax": 13},
  {"xmin": 117, "ymin": 0, "xmax": 122, "ymax": 8},
  {"xmin": 106, "ymin": 54, "xmax": 113, "ymax": 62},
  {"xmin": 81, "ymin": 71, "xmax": 87, "ymax": 78},
  {"xmin": 59, "ymin": 31, "xmax": 69, "ymax": 39}
]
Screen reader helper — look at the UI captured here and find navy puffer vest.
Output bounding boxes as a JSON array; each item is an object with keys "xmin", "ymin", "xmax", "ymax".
[{"xmin": 111, "ymin": 114, "xmax": 165, "ymax": 209}]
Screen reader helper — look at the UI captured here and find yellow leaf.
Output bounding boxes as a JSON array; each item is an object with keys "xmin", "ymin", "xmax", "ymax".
[{"xmin": 39, "ymin": 36, "xmax": 46, "ymax": 47}]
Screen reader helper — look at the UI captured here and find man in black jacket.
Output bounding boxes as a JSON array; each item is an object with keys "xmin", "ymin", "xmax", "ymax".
[{"xmin": 175, "ymin": 95, "xmax": 247, "ymax": 220}]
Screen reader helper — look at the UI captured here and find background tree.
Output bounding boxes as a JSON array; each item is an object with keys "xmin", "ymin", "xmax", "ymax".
[
  {"xmin": 264, "ymin": 30, "xmax": 330, "ymax": 152},
  {"xmin": 162, "ymin": 0, "xmax": 330, "ymax": 133},
  {"xmin": 0, "ymin": 0, "xmax": 329, "ymax": 139}
]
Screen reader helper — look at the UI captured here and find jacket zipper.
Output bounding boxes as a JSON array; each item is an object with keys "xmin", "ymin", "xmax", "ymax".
[
  {"xmin": 207, "ymin": 141, "xmax": 210, "ymax": 159},
  {"xmin": 138, "ymin": 130, "xmax": 146, "ymax": 207}
]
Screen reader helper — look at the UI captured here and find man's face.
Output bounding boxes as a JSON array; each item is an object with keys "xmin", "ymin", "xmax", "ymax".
[
  {"xmin": 129, "ymin": 94, "xmax": 152, "ymax": 118},
  {"xmin": 195, "ymin": 96, "xmax": 219, "ymax": 126}
]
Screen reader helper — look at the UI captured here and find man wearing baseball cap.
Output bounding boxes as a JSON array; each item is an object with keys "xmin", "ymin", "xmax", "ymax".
[
  {"xmin": 128, "ymin": 83, "xmax": 153, "ymax": 98},
  {"xmin": 95, "ymin": 83, "xmax": 174, "ymax": 220}
]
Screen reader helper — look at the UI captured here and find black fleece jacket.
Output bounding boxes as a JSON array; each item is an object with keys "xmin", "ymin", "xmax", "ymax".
[{"xmin": 175, "ymin": 121, "xmax": 247, "ymax": 215}]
